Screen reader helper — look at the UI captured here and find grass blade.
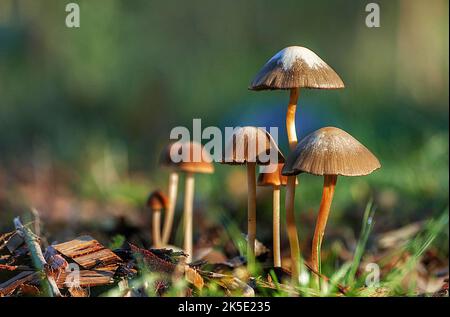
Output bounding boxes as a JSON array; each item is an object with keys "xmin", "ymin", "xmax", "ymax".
[{"xmin": 346, "ymin": 200, "xmax": 376, "ymax": 286}]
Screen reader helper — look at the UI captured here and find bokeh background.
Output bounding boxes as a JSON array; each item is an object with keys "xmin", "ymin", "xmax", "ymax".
[{"xmin": 0, "ymin": 0, "xmax": 448, "ymax": 268}]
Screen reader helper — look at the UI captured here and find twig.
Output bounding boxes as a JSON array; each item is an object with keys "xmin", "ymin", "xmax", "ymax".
[
  {"xmin": 0, "ymin": 264, "xmax": 31, "ymax": 271},
  {"xmin": 13, "ymin": 217, "xmax": 61, "ymax": 297},
  {"xmin": 31, "ymin": 208, "xmax": 41, "ymax": 238}
]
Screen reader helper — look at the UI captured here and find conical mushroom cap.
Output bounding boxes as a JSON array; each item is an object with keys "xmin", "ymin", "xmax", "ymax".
[
  {"xmin": 147, "ymin": 190, "xmax": 169, "ymax": 211},
  {"xmin": 222, "ymin": 127, "xmax": 284, "ymax": 165},
  {"xmin": 250, "ymin": 46, "xmax": 345, "ymax": 91},
  {"xmin": 257, "ymin": 163, "xmax": 297, "ymax": 187},
  {"xmin": 159, "ymin": 141, "xmax": 214, "ymax": 174},
  {"xmin": 282, "ymin": 127, "xmax": 381, "ymax": 177}
]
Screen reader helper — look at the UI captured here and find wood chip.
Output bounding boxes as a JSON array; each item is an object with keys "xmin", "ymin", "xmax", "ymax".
[
  {"xmin": 68, "ymin": 286, "xmax": 90, "ymax": 297},
  {"xmin": 17, "ymin": 284, "xmax": 41, "ymax": 296},
  {"xmin": 0, "ymin": 271, "xmax": 39, "ymax": 296},
  {"xmin": 52, "ymin": 235, "xmax": 122, "ymax": 270},
  {"xmin": 56, "ymin": 269, "xmax": 115, "ymax": 288}
]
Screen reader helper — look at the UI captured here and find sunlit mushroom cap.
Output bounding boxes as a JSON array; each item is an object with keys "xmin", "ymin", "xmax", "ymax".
[
  {"xmin": 221, "ymin": 127, "xmax": 284, "ymax": 165},
  {"xmin": 257, "ymin": 163, "xmax": 297, "ymax": 187},
  {"xmin": 159, "ymin": 141, "xmax": 214, "ymax": 174},
  {"xmin": 250, "ymin": 46, "xmax": 345, "ymax": 90},
  {"xmin": 147, "ymin": 190, "xmax": 169, "ymax": 210},
  {"xmin": 282, "ymin": 127, "xmax": 381, "ymax": 177}
]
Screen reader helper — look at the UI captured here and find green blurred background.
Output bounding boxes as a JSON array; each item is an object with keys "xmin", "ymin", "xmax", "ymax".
[{"xmin": 0, "ymin": 0, "xmax": 448, "ymax": 257}]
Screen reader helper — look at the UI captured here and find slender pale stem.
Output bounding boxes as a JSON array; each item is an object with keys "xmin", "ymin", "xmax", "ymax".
[
  {"xmin": 183, "ymin": 173, "xmax": 195, "ymax": 263},
  {"xmin": 273, "ymin": 186, "xmax": 281, "ymax": 267},
  {"xmin": 246, "ymin": 162, "xmax": 257, "ymax": 271},
  {"xmin": 152, "ymin": 209, "xmax": 162, "ymax": 248},
  {"xmin": 162, "ymin": 172, "xmax": 179, "ymax": 245},
  {"xmin": 311, "ymin": 175, "xmax": 338, "ymax": 275},
  {"xmin": 285, "ymin": 175, "xmax": 300, "ymax": 283},
  {"xmin": 285, "ymin": 87, "xmax": 301, "ymax": 284}
]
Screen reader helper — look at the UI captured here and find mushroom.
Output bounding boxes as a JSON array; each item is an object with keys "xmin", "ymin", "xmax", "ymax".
[
  {"xmin": 147, "ymin": 190, "xmax": 169, "ymax": 248},
  {"xmin": 257, "ymin": 163, "xmax": 297, "ymax": 268},
  {"xmin": 165, "ymin": 141, "xmax": 214, "ymax": 262},
  {"xmin": 282, "ymin": 127, "xmax": 381, "ymax": 279},
  {"xmin": 250, "ymin": 46, "xmax": 345, "ymax": 282},
  {"xmin": 159, "ymin": 143, "xmax": 180, "ymax": 246},
  {"xmin": 222, "ymin": 127, "xmax": 284, "ymax": 270}
]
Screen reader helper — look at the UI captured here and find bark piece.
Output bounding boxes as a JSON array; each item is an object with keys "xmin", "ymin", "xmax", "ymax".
[{"xmin": 129, "ymin": 244, "xmax": 178, "ymax": 274}]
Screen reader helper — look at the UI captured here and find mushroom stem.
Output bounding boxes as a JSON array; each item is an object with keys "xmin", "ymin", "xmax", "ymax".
[
  {"xmin": 285, "ymin": 175, "xmax": 301, "ymax": 283},
  {"xmin": 162, "ymin": 172, "xmax": 179, "ymax": 245},
  {"xmin": 152, "ymin": 209, "xmax": 162, "ymax": 248},
  {"xmin": 285, "ymin": 87, "xmax": 302, "ymax": 283},
  {"xmin": 273, "ymin": 186, "xmax": 281, "ymax": 267},
  {"xmin": 246, "ymin": 162, "xmax": 257, "ymax": 271},
  {"xmin": 286, "ymin": 88, "xmax": 300, "ymax": 150},
  {"xmin": 311, "ymin": 175, "xmax": 338, "ymax": 276},
  {"xmin": 183, "ymin": 172, "xmax": 195, "ymax": 263}
]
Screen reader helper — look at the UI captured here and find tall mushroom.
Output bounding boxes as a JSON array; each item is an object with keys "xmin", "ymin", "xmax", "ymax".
[
  {"xmin": 159, "ymin": 143, "xmax": 180, "ymax": 246},
  {"xmin": 222, "ymin": 127, "xmax": 284, "ymax": 271},
  {"xmin": 147, "ymin": 190, "xmax": 169, "ymax": 248},
  {"xmin": 169, "ymin": 141, "xmax": 214, "ymax": 263},
  {"xmin": 282, "ymin": 127, "xmax": 381, "ymax": 280},
  {"xmin": 257, "ymin": 163, "xmax": 297, "ymax": 268},
  {"xmin": 250, "ymin": 46, "xmax": 345, "ymax": 282}
]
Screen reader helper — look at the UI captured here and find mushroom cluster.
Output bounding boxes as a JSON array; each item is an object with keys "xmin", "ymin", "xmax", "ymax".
[
  {"xmin": 146, "ymin": 46, "xmax": 380, "ymax": 287},
  {"xmin": 222, "ymin": 126, "xmax": 284, "ymax": 270},
  {"xmin": 249, "ymin": 46, "xmax": 380, "ymax": 284}
]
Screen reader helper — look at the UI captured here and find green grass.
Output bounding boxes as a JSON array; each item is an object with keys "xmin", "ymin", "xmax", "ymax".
[{"xmin": 345, "ymin": 200, "xmax": 376, "ymax": 287}]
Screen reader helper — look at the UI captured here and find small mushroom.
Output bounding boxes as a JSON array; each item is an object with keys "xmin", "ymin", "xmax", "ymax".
[
  {"xmin": 159, "ymin": 143, "xmax": 181, "ymax": 246},
  {"xmin": 250, "ymin": 46, "xmax": 345, "ymax": 282},
  {"xmin": 222, "ymin": 127, "xmax": 284, "ymax": 270},
  {"xmin": 257, "ymin": 163, "xmax": 297, "ymax": 268},
  {"xmin": 165, "ymin": 141, "xmax": 214, "ymax": 262},
  {"xmin": 282, "ymin": 127, "xmax": 381, "ymax": 279},
  {"xmin": 147, "ymin": 190, "xmax": 169, "ymax": 248}
]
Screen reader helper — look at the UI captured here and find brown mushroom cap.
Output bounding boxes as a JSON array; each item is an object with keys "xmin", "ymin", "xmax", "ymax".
[
  {"xmin": 221, "ymin": 127, "xmax": 284, "ymax": 165},
  {"xmin": 147, "ymin": 190, "xmax": 169, "ymax": 210},
  {"xmin": 159, "ymin": 141, "xmax": 214, "ymax": 174},
  {"xmin": 250, "ymin": 46, "xmax": 345, "ymax": 91},
  {"xmin": 282, "ymin": 127, "xmax": 381, "ymax": 177},
  {"xmin": 257, "ymin": 163, "xmax": 297, "ymax": 187}
]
